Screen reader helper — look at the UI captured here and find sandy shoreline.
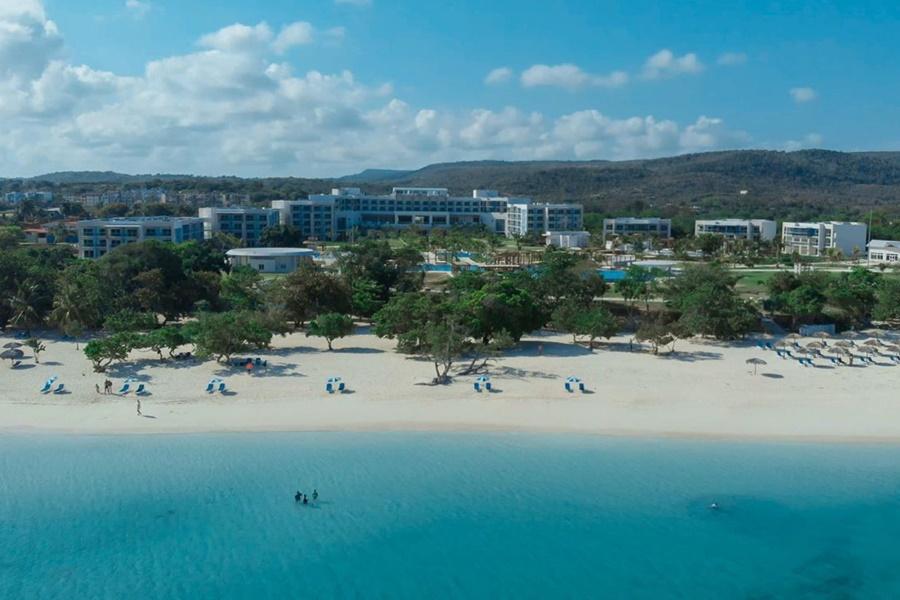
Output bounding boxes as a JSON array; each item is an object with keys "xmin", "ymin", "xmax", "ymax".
[{"xmin": 2, "ymin": 329, "xmax": 899, "ymax": 443}]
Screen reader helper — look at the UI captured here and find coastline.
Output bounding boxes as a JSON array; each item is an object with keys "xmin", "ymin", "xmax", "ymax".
[{"xmin": 3, "ymin": 330, "xmax": 900, "ymax": 444}]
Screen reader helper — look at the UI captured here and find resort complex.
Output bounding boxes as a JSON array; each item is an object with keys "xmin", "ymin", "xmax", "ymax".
[{"xmin": 694, "ymin": 219, "xmax": 778, "ymax": 241}]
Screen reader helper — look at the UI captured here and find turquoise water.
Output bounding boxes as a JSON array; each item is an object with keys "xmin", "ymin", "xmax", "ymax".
[{"xmin": 3, "ymin": 433, "xmax": 900, "ymax": 598}]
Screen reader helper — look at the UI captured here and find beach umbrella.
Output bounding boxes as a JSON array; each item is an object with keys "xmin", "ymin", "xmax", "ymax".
[
  {"xmin": 806, "ymin": 341, "xmax": 826, "ymax": 349},
  {"xmin": 746, "ymin": 357, "xmax": 767, "ymax": 375},
  {"xmin": 785, "ymin": 333, "xmax": 802, "ymax": 341},
  {"xmin": 833, "ymin": 340, "xmax": 853, "ymax": 348},
  {"xmin": 1, "ymin": 348, "xmax": 24, "ymax": 364},
  {"xmin": 774, "ymin": 340, "xmax": 791, "ymax": 348},
  {"xmin": 2, "ymin": 342, "xmax": 22, "ymax": 349},
  {"xmin": 813, "ymin": 331, "xmax": 831, "ymax": 339}
]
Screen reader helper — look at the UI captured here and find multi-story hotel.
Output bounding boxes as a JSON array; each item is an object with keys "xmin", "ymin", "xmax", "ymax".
[
  {"xmin": 272, "ymin": 187, "xmax": 582, "ymax": 241},
  {"xmin": 867, "ymin": 239, "xmax": 900, "ymax": 265},
  {"xmin": 601, "ymin": 218, "xmax": 672, "ymax": 242},
  {"xmin": 198, "ymin": 207, "xmax": 280, "ymax": 246},
  {"xmin": 781, "ymin": 221, "xmax": 868, "ymax": 257},
  {"xmin": 76, "ymin": 216, "xmax": 204, "ymax": 259},
  {"xmin": 694, "ymin": 219, "xmax": 777, "ymax": 242}
]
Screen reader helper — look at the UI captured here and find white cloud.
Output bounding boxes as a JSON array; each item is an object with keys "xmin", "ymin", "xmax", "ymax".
[
  {"xmin": 272, "ymin": 22, "xmax": 314, "ymax": 53},
  {"xmin": 0, "ymin": 2, "xmax": 748, "ymax": 176},
  {"xmin": 641, "ymin": 49, "xmax": 704, "ymax": 79},
  {"xmin": 124, "ymin": 0, "xmax": 151, "ymax": 19},
  {"xmin": 520, "ymin": 63, "xmax": 628, "ymax": 90},
  {"xmin": 716, "ymin": 52, "xmax": 747, "ymax": 66},
  {"xmin": 484, "ymin": 67, "xmax": 512, "ymax": 86},
  {"xmin": 789, "ymin": 86, "xmax": 817, "ymax": 103}
]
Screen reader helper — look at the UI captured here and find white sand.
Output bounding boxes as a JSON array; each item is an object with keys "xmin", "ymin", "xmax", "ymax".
[{"xmin": 1, "ymin": 329, "xmax": 899, "ymax": 442}]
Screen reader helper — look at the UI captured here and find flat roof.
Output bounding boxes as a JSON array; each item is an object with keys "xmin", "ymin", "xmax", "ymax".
[{"xmin": 226, "ymin": 247, "xmax": 316, "ymax": 258}]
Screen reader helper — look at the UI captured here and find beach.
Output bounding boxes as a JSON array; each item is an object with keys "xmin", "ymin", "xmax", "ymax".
[{"xmin": 1, "ymin": 330, "xmax": 899, "ymax": 441}]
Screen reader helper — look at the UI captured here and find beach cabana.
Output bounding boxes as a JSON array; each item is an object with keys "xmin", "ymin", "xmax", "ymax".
[
  {"xmin": 565, "ymin": 376, "xmax": 586, "ymax": 392},
  {"xmin": 2, "ymin": 348, "xmax": 24, "ymax": 366},
  {"xmin": 325, "ymin": 377, "xmax": 345, "ymax": 394},
  {"xmin": 474, "ymin": 375, "xmax": 492, "ymax": 392},
  {"xmin": 745, "ymin": 357, "xmax": 767, "ymax": 375}
]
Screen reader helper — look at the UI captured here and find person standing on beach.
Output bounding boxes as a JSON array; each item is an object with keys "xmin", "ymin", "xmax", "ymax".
[
  {"xmin": 136, "ymin": 398, "xmax": 142, "ymax": 416},
  {"xmin": 96, "ymin": 383, "xmax": 101, "ymax": 394},
  {"xmin": 104, "ymin": 379, "xmax": 112, "ymax": 394}
]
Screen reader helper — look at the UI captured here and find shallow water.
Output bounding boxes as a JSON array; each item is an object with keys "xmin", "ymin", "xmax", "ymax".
[{"xmin": 2, "ymin": 433, "xmax": 900, "ymax": 598}]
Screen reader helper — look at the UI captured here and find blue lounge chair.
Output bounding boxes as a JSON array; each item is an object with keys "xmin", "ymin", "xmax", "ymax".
[
  {"xmin": 40, "ymin": 381, "xmax": 52, "ymax": 393},
  {"xmin": 757, "ymin": 342, "xmax": 767, "ymax": 351},
  {"xmin": 53, "ymin": 383, "xmax": 64, "ymax": 394},
  {"xmin": 118, "ymin": 383, "xmax": 130, "ymax": 394},
  {"xmin": 218, "ymin": 382, "xmax": 227, "ymax": 393},
  {"xmin": 205, "ymin": 382, "xmax": 215, "ymax": 393},
  {"xmin": 829, "ymin": 357, "xmax": 842, "ymax": 366},
  {"xmin": 135, "ymin": 384, "xmax": 147, "ymax": 395}
]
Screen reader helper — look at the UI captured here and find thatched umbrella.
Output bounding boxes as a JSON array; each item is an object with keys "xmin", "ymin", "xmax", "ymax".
[
  {"xmin": 833, "ymin": 340, "xmax": 854, "ymax": 349},
  {"xmin": 1, "ymin": 348, "xmax": 24, "ymax": 366},
  {"xmin": 806, "ymin": 341, "xmax": 827, "ymax": 350},
  {"xmin": 785, "ymin": 333, "xmax": 803, "ymax": 341},
  {"xmin": 862, "ymin": 339, "xmax": 881, "ymax": 347},
  {"xmin": 813, "ymin": 331, "xmax": 832, "ymax": 340},
  {"xmin": 2, "ymin": 342, "xmax": 22, "ymax": 349},
  {"xmin": 746, "ymin": 357, "xmax": 767, "ymax": 375}
]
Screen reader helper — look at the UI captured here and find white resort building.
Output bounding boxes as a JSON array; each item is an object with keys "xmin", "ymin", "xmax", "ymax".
[
  {"xmin": 198, "ymin": 207, "xmax": 280, "ymax": 246},
  {"xmin": 225, "ymin": 248, "xmax": 316, "ymax": 273},
  {"xmin": 601, "ymin": 218, "xmax": 672, "ymax": 242},
  {"xmin": 694, "ymin": 219, "xmax": 778, "ymax": 242},
  {"xmin": 867, "ymin": 240, "xmax": 900, "ymax": 265},
  {"xmin": 781, "ymin": 221, "xmax": 868, "ymax": 257},
  {"xmin": 75, "ymin": 216, "xmax": 204, "ymax": 259}
]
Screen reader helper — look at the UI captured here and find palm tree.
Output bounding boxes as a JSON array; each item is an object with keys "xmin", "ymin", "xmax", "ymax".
[{"xmin": 8, "ymin": 281, "xmax": 42, "ymax": 329}]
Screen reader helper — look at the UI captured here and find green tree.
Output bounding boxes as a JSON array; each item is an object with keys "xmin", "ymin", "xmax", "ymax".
[
  {"xmin": 664, "ymin": 264, "xmax": 758, "ymax": 339},
  {"xmin": 24, "ymin": 337, "xmax": 46, "ymax": 363},
  {"xmin": 306, "ymin": 313, "xmax": 355, "ymax": 350},
  {"xmin": 259, "ymin": 224, "xmax": 303, "ymax": 247},
  {"xmin": 874, "ymin": 279, "xmax": 900, "ymax": 322},
  {"xmin": 138, "ymin": 326, "xmax": 188, "ymax": 360},
  {"xmin": 51, "ymin": 261, "xmax": 109, "ymax": 334},
  {"xmin": 84, "ymin": 333, "xmax": 137, "ymax": 372},
  {"xmin": 220, "ymin": 266, "xmax": 266, "ymax": 311},
  {"xmin": 190, "ymin": 311, "xmax": 279, "ymax": 363},
  {"xmin": 104, "ymin": 309, "xmax": 159, "ymax": 333},
  {"xmin": 278, "ymin": 263, "xmax": 352, "ymax": 326}
]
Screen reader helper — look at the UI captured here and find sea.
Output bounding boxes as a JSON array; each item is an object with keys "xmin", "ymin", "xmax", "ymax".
[{"xmin": 2, "ymin": 432, "xmax": 900, "ymax": 599}]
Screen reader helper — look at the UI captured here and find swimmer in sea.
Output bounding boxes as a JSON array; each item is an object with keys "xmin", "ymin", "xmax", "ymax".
[
  {"xmin": 295, "ymin": 491, "xmax": 302, "ymax": 502},
  {"xmin": 312, "ymin": 489, "xmax": 318, "ymax": 501}
]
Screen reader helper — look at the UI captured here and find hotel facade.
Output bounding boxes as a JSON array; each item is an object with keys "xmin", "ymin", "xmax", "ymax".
[
  {"xmin": 601, "ymin": 218, "xmax": 672, "ymax": 241},
  {"xmin": 694, "ymin": 219, "xmax": 778, "ymax": 242},
  {"xmin": 198, "ymin": 207, "xmax": 280, "ymax": 246},
  {"xmin": 272, "ymin": 187, "xmax": 583, "ymax": 242},
  {"xmin": 867, "ymin": 240, "xmax": 900, "ymax": 265},
  {"xmin": 781, "ymin": 221, "xmax": 868, "ymax": 257},
  {"xmin": 75, "ymin": 216, "xmax": 204, "ymax": 259}
]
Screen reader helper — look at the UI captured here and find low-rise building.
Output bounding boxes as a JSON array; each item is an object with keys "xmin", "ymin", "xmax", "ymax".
[
  {"xmin": 868, "ymin": 239, "xmax": 900, "ymax": 265},
  {"xmin": 545, "ymin": 231, "xmax": 591, "ymax": 249},
  {"xmin": 602, "ymin": 218, "xmax": 672, "ymax": 241},
  {"xmin": 781, "ymin": 221, "xmax": 868, "ymax": 257},
  {"xmin": 76, "ymin": 216, "xmax": 204, "ymax": 259},
  {"xmin": 198, "ymin": 207, "xmax": 280, "ymax": 246},
  {"xmin": 694, "ymin": 219, "xmax": 777, "ymax": 242},
  {"xmin": 226, "ymin": 247, "xmax": 316, "ymax": 273}
]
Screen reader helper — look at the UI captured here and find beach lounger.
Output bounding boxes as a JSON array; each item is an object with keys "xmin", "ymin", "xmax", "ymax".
[
  {"xmin": 218, "ymin": 382, "xmax": 227, "ymax": 393},
  {"xmin": 12, "ymin": 360, "xmax": 21, "ymax": 368},
  {"xmin": 53, "ymin": 383, "xmax": 64, "ymax": 394},
  {"xmin": 205, "ymin": 382, "xmax": 214, "ymax": 393},
  {"xmin": 118, "ymin": 384, "xmax": 130, "ymax": 395},
  {"xmin": 757, "ymin": 342, "xmax": 767, "ymax": 351},
  {"xmin": 40, "ymin": 381, "xmax": 52, "ymax": 393},
  {"xmin": 829, "ymin": 357, "xmax": 842, "ymax": 366},
  {"xmin": 135, "ymin": 384, "xmax": 147, "ymax": 395}
]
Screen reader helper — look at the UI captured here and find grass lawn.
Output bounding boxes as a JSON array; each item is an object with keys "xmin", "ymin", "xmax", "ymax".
[{"xmin": 734, "ymin": 270, "xmax": 779, "ymax": 296}]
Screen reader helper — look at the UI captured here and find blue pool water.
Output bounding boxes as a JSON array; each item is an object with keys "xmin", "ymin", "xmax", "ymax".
[
  {"xmin": 599, "ymin": 269, "xmax": 627, "ymax": 281},
  {"xmin": 3, "ymin": 433, "xmax": 900, "ymax": 598}
]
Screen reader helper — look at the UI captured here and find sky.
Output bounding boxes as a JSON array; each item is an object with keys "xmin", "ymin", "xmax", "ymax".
[{"xmin": 0, "ymin": 0, "xmax": 898, "ymax": 178}]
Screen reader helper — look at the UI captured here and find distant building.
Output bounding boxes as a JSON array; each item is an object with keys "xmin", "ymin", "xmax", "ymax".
[
  {"xmin": 272, "ymin": 188, "xmax": 582, "ymax": 241},
  {"xmin": 545, "ymin": 231, "xmax": 591, "ymax": 249},
  {"xmin": 4, "ymin": 191, "xmax": 53, "ymax": 204},
  {"xmin": 226, "ymin": 248, "xmax": 316, "ymax": 273},
  {"xmin": 76, "ymin": 216, "xmax": 204, "ymax": 259},
  {"xmin": 868, "ymin": 240, "xmax": 900, "ymax": 265},
  {"xmin": 602, "ymin": 218, "xmax": 672, "ymax": 241},
  {"xmin": 781, "ymin": 221, "xmax": 868, "ymax": 257},
  {"xmin": 694, "ymin": 219, "xmax": 777, "ymax": 242},
  {"xmin": 198, "ymin": 207, "xmax": 280, "ymax": 246}
]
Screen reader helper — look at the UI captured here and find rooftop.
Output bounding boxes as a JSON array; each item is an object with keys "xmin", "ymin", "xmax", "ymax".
[{"xmin": 226, "ymin": 247, "xmax": 317, "ymax": 258}]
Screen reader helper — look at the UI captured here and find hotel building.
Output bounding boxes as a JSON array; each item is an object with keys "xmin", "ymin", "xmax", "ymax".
[
  {"xmin": 272, "ymin": 188, "xmax": 582, "ymax": 241},
  {"xmin": 781, "ymin": 221, "xmax": 868, "ymax": 257},
  {"xmin": 867, "ymin": 240, "xmax": 900, "ymax": 265},
  {"xmin": 694, "ymin": 219, "xmax": 778, "ymax": 242},
  {"xmin": 602, "ymin": 218, "xmax": 672, "ymax": 242},
  {"xmin": 198, "ymin": 207, "xmax": 280, "ymax": 246},
  {"xmin": 76, "ymin": 216, "xmax": 204, "ymax": 259}
]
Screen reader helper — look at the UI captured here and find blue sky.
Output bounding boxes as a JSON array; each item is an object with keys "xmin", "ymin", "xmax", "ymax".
[{"xmin": 3, "ymin": 0, "xmax": 898, "ymax": 176}]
